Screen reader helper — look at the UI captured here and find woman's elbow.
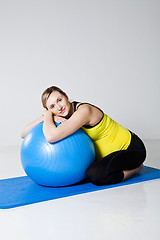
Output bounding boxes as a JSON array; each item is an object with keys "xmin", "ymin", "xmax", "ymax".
[
  {"xmin": 44, "ymin": 134, "xmax": 57, "ymax": 143},
  {"xmin": 45, "ymin": 137, "xmax": 55, "ymax": 143},
  {"xmin": 21, "ymin": 131, "xmax": 26, "ymax": 139}
]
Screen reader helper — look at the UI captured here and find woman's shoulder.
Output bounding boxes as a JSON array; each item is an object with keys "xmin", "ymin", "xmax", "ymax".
[
  {"xmin": 72, "ymin": 101, "xmax": 89, "ymax": 111},
  {"xmin": 72, "ymin": 101, "xmax": 103, "ymax": 114},
  {"xmin": 72, "ymin": 101, "xmax": 104, "ymax": 128}
]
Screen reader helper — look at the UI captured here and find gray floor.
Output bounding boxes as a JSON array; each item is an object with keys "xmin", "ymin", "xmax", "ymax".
[{"xmin": 0, "ymin": 140, "xmax": 160, "ymax": 240}]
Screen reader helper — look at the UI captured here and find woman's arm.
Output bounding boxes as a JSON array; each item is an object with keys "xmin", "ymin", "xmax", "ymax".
[
  {"xmin": 43, "ymin": 105, "xmax": 92, "ymax": 143},
  {"xmin": 21, "ymin": 116, "xmax": 44, "ymax": 139}
]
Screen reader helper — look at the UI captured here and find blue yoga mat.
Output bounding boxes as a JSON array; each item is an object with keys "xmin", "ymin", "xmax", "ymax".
[{"xmin": 0, "ymin": 166, "xmax": 160, "ymax": 209}]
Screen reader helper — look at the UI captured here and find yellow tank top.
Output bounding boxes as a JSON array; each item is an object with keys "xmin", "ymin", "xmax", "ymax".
[{"xmin": 82, "ymin": 113, "xmax": 131, "ymax": 160}]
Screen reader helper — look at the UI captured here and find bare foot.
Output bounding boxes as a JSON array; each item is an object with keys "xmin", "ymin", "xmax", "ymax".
[{"xmin": 123, "ymin": 164, "xmax": 143, "ymax": 180}]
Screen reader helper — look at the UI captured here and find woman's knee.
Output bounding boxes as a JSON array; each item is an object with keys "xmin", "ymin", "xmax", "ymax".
[
  {"xmin": 86, "ymin": 165, "xmax": 99, "ymax": 182},
  {"xmin": 86, "ymin": 165, "xmax": 124, "ymax": 186}
]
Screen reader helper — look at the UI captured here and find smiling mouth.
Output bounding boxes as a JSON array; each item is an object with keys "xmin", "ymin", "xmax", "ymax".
[{"xmin": 60, "ymin": 108, "xmax": 65, "ymax": 114}]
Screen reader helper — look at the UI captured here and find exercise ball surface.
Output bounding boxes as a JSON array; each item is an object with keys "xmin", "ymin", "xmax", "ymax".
[{"xmin": 21, "ymin": 122, "xmax": 95, "ymax": 187}]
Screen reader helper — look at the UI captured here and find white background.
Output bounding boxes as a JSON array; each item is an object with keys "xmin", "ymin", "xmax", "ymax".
[{"xmin": 0, "ymin": 0, "xmax": 159, "ymax": 145}]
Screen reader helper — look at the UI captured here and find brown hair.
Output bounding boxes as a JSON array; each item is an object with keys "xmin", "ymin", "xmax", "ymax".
[{"xmin": 41, "ymin": 86, "xmax": 68, "ymax": 109}]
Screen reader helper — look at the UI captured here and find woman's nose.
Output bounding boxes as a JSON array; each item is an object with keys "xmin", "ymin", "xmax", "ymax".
[{"xmin": 57, "ymin": 104, "xmax": 61, "ymax": 110}]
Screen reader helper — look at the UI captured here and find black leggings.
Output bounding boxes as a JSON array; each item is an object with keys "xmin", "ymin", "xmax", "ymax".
[{"xmin": 86, "ymin": 132, "xmax": 146, "ymax": 186}]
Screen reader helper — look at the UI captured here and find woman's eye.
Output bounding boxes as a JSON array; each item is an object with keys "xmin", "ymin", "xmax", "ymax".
[{"xmin": 58, "ymin": 98, "xmax": 62, "ymax": 102}]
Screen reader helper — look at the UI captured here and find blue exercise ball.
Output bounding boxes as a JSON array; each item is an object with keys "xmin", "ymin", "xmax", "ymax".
[{"xmin": 21, "ymin": 122, "xmax": 95, "ymax": 187}]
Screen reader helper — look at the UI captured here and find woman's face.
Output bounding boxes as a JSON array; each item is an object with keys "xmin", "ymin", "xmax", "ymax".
[{"xmin": 46, "ymin": 91, "xmax": 72, "ymax": 117}]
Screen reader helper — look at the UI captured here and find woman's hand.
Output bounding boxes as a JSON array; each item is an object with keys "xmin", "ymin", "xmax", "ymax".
[
  {"xmin": 42, "ymin": 110, "xmax": 66, "ymax": 123},
  {"xmin": 42, "ymin": 110, "xmax": 53, "ymax": 118},
  {"xmin": 53, "ymin": 116, "xmax": 67, "ymax": 123}
]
